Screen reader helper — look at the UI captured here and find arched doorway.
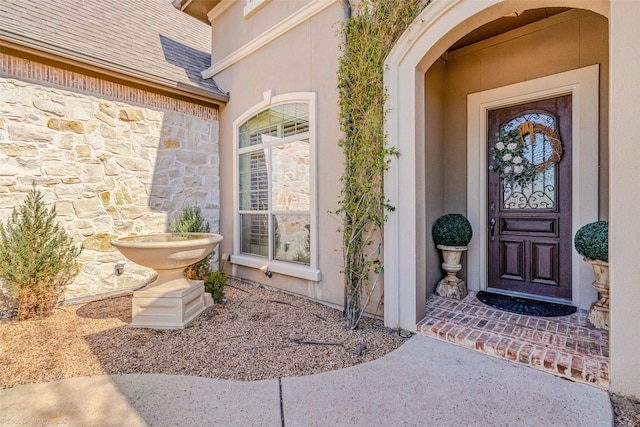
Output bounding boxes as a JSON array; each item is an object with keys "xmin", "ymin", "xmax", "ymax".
[{"xmin": 383, "ymin": 0, "xmax": 609, "ymax": 330}]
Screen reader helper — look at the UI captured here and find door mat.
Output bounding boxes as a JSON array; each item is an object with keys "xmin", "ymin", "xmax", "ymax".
[{"xmin": 476, "ymin": 291, "xmax": 577, "ymax": 317}]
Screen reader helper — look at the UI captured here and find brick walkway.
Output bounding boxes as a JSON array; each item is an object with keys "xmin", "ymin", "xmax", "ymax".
[{"xmin": 416, "ymin": 291, "xmax": 609, "ymax": 389}]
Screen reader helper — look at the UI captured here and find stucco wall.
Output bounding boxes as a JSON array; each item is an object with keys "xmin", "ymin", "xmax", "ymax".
[
  {"xmin": 209, "ymin": 2, "xmax": 350, "ymax": 310},
  {"xmin": 422, "ymin": 9, "xmax": 609, "ymax": 295},
  {"xmin": 0, "ymin": 57, "xmax": 220, "ymax": 305},
  {"xmin": 609, "ymin": 0, "xmax": 640, "ymax": 400},
  {"xmin": 210, "ymin": 0, "xmax": 311, "ymax": 64},
  {"xmin": 423, "ymin": 60, "xmax": 446, "ymax": 298}
]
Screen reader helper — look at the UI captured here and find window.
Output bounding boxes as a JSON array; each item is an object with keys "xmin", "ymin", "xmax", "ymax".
[
  {"xmin": 244, "ymin": 0, "xmax": 270, "ymax": 17},
  {"xmin": 234, "ymin": 93, "xmax": 319, "ymax": 281}
]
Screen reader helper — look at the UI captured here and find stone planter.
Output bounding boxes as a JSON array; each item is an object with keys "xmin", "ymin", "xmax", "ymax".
[
  {"xmin": 585, "ymin": 258, "xmax": 609, "ymax": 330},
  {"xmin": 435, "ymin": 245, "xmax": 468, "ymax": 300}
]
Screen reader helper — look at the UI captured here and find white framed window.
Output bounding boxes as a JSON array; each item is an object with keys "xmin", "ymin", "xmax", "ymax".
[
  {"xmin": 233, "ymin": 92, "xmax": 319, "ymax": 281},
  {"xmin": 244, "ymin": 0, "xmax": 270, "ymax": 17}
]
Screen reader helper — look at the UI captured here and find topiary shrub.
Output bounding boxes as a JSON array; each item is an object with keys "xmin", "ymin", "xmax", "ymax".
[
  {"xmin": 574, "ymin": 221, "xmax": 608, "ymax": 262},
  {"xmin": 0, "ymin": 185, "xmax": 81, "ymax": 320},
  {"xmin": 432, "ymin": 214, "xmax": 473, "ymax": 247},
  {"xmin": 169, "ymin": 205, "xmax": 213, "ymax": 280},
  {"xmin": 204, "ymin": 271, "xmax": 227, "ymax": 303}
]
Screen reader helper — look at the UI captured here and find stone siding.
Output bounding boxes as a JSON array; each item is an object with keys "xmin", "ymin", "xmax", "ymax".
[{"xmin": 0, "ymin": 69, "xmax": 220, "ymax": 302}]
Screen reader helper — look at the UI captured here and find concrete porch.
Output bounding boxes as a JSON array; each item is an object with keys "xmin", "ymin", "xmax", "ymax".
[{"xmin": 417, "ymin": 291, "xmax": 609, "ymax": 389}]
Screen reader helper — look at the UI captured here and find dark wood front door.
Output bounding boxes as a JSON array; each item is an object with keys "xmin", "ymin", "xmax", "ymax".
[{"xmin": 487, "ymin": 95, "xmax": 572, "ymax": 300}]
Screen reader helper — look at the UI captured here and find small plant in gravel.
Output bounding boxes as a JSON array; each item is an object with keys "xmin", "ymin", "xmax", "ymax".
[
  {"xmin": 0, "ymin": 185, "xmax": 81, "ymax": 320},
  {"xmin": 169, "ymin": 204, "xmax": 213, "ymax": 279},
  {"xmin": 205, "ymin": 271, "xmax": 227, "ymax": 303}
]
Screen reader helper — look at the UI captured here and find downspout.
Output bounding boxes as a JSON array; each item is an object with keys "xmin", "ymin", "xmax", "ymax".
[
  {"xmin": 341, "ymin": 0, "xmax": 351, "ymax": 315},
  {"xmin": 342, "ymin": 0, "xmax": 351, "ymax": 22}
]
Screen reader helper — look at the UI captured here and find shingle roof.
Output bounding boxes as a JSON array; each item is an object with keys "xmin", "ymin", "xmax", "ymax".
[{"xmin": 0, "ymin": 0, "xmax": 227, "ymax": 102}]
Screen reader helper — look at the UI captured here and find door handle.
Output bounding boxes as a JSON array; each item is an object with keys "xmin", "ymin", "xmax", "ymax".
[{"xmin": 489, "ymin": 217, "xmax": 496, "ymax": 242}]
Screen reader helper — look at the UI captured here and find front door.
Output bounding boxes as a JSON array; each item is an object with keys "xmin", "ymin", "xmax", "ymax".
[{"xmin": 487, "ymin": 95, "xmax": 572, "ymax": 300}]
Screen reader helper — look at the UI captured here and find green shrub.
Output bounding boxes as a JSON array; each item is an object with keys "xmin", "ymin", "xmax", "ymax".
[
  {"xmin": 204, "ymin": 271, "xmax": 227, "ymax": 303},
  {"xmin": 0, "ymin": 185, "xmax": 81, "ymax": 319},
  {"xmin": 169, "ymin": 205, "xmax": 212, "ymax": 279},
  {"xmin": 574, "ymin": 221, "xmax": 608, "ymax": 262},
  {"xmin": 432, "ymin": 214, "xmax": 473, "ymax": 247}
]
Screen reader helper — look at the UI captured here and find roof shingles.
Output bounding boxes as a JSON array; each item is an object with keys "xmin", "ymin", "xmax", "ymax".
[{"xmin": 0, "ymin": 0, "xmax": 225, "ymax": 99}]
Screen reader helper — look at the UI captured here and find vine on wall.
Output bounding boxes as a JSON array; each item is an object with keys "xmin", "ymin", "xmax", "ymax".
[{"xmin": 337, "ymin": 0, "xmax": 429, "ymax": 329}]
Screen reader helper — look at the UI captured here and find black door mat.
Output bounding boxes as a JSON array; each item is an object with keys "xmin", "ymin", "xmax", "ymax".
[{"xmin": 476, "ymin": 291, "xmax": 577, "ymax": 317}]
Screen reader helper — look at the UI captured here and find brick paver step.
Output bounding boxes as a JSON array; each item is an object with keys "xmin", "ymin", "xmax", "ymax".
[{"xmin": 417, "ymin": 291, "xmax": 609, "ymax": 389}]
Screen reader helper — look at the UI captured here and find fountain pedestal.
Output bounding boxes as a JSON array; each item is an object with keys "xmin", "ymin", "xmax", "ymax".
[
  {"xmin": 111, "ymin": 233, "xmax": 223, "ymax": 329},
  {"xmin": 131, "ymin": 279, "xmax": 211, "ymax": 329}
]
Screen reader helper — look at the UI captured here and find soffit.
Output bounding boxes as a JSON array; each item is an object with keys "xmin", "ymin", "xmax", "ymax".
[
  {"xmin": 172, "ymin": 0, "xmax": 222, "ymax": 24},
  {"xmin": 448, "ymin": 7, "xmax": 571, "ymax": 52}
]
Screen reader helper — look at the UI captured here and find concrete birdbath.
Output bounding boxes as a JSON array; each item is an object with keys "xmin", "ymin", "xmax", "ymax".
[{"xmin": 111, "ymin": 232, "xmax": 223, "ymax": 329}]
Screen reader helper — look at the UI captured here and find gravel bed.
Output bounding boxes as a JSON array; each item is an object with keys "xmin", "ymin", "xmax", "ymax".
[
  {"xmin": 0, "ymin": 279, "xmax": 404, "ymax": 389},
  {"xmin": 2, "ymin": 279, "xmax": 638, "ymax": 424},
  {"xmin": 612, "ymin": 394, "xmax": 640, "ymax": 427}
]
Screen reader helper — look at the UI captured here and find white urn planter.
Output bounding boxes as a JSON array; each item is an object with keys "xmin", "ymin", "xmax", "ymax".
[
  {"xmin": 432, "ymin": 213, "xmax": 473, "ymax": 300},
  {"xmin": 435, "ymin": 245, "xmax": 468, "ymax": 300},
  {"xmin": 574, "ymin": 221, "xmax": 609, "ymax": 330},
  {"xmin": 585, "ymin": 258, "xmax": 609, "ymax": 330}
]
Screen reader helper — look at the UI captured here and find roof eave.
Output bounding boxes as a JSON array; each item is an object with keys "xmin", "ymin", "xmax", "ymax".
[
  {"xmin": 172, "ymin": 0, "xmax": 219, "ymax": 25},
  {"xmin": 0, "ymin": 36, "xmax": 229, "ymax": 107}
]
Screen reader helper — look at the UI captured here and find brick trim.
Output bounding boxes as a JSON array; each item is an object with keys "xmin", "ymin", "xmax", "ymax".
[{"xmin": 1, "ymin": 53, "xmax": 218, "ymax": 121}]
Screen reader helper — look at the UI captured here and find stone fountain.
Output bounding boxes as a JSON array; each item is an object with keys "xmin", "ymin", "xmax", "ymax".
[{"xmin": 111, "ymin": 232, "xmax": 223, "ymax": 329}]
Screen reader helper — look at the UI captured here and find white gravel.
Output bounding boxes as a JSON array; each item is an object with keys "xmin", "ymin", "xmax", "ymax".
[{"xmin": 0, "ymin": 279, "xmax": 405, "ymax": 389}]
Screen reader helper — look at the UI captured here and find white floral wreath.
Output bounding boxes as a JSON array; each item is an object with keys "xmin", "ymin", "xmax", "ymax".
[
  {"xmin": 489, "ymin": 129, "xmax": 537, "ymax": 187},
  {"xmin": 489, "ymin": 122, "xmax": 563, "ymax": 187}
]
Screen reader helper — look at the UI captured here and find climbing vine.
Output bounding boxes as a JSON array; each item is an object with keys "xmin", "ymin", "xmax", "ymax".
[{"xmin": 337, "ymin": 0, "xmax": 430, "ymax": 329}]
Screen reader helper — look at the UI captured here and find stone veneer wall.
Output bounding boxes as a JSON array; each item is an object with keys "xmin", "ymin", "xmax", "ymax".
[{"xmin": 0, "ymin": 54, "xmax": 220, "ymax": 304}]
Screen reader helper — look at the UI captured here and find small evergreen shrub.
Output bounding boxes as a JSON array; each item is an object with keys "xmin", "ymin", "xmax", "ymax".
[
  {"xmin": 169, "ymin": 205, "xmax": 213, "ymax": 280},
  {"xmin": 574, "ymin": 221, "xmax": 608, "ymax": 262},
  {"xmin": 0, "ymin": 185, "xmax": 80, "ymax": 319},
  {"xmin": 204, "ymin": 271, "xmax": 227, "ymax": 303},
  {"xmin": 432, "ymin": 214, "xmax": 473, "ymax": 247}
]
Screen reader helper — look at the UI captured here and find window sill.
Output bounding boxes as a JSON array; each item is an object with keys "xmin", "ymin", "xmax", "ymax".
[{"xmin": 229, "ymin": 254, "xmax": 321, "ymax": 282}]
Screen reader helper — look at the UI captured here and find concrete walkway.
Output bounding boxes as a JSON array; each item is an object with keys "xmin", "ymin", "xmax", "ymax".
[{"xmin": 0, "ymin": 335, "xmax": 612, "ymax": 426}]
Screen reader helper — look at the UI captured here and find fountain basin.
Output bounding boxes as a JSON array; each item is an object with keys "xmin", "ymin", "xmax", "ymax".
[{"xmin": 111, "ymin": 232, "xmax": 223, "ymax": 329}]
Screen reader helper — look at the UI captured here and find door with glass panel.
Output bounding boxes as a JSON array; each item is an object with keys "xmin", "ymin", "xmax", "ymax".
[{"xmin": 487, "ymin": 95, "xmax": 572, "ymax": 300}]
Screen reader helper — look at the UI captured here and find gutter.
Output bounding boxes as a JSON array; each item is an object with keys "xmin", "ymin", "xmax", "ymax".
[{"xmin": 0, "ymin": 34, "xmax": 229, "ymax": 107}]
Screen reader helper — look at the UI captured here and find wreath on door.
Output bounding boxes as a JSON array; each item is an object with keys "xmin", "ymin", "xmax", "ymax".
[{"xmin": 489, "ymin": 121, "xmax": 563, "ymax": 187}]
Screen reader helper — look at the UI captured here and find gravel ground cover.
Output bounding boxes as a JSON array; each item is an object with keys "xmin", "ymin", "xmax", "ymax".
[
  {"xmin": 612, "ymin": 394, "xmax": 640, "ymax": 427},
  {"xmin": 1, "ymin": 279, "xmax": 638, "ymax": 425},
  {"xmin": 0, "ymin": 279, "xmax": 404, "ymax": 389}
]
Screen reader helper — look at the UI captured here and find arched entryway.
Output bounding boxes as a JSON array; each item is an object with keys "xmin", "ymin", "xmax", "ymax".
[
  {"xmin": 383, "ymin": 0, "xmax": 640, "ymax": 399},
  {"xmin": 383, "ymin": 0, "xmax": 610, "ymax": 330}
]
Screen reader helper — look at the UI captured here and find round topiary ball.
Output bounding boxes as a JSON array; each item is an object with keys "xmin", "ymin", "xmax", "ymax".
[
  {"xmin": 574, "ymin": 221, "xmax": 608, "ymax": 262},
  {"xmin": 432, "ymin": 214, "xmax": 473, "ymax": 247}
]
